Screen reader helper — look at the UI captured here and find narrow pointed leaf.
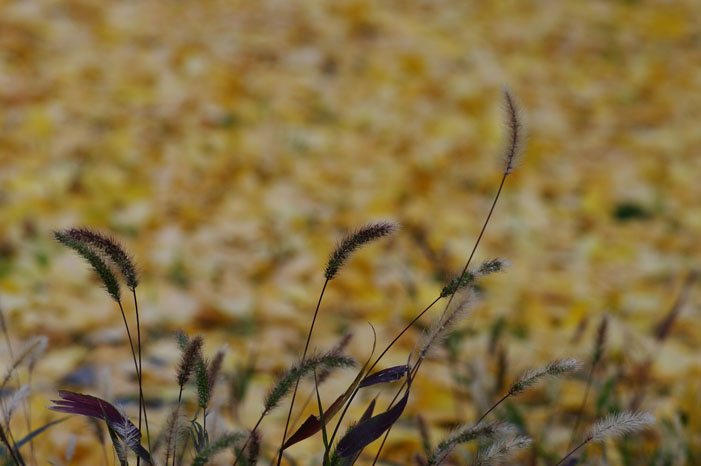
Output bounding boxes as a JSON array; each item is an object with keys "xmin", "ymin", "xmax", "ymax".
[
  {"xmin": 11, "ymin": 418, "xmax": 67, "ymax": 452},
  {"xmin": 359, "ymin": 365, "xmax": 408, "ymax": 388},
  {"xmin": 337, "ymin": 378, "xmax": 412, "ymax": 457},
  {"xmin": 337, "ymin": 398, "xmax": 377, "ymax": 466}
]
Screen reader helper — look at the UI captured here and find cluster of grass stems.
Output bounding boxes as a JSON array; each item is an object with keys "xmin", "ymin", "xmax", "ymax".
[{"xmin": 0, "ymin": 90, "xmax": 662, "ymax": 466}]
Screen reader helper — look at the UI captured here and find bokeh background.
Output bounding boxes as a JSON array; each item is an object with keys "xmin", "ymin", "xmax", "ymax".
[{"xmin": 1, "ymin": 0, "xmax": 700, "ymax": 464}]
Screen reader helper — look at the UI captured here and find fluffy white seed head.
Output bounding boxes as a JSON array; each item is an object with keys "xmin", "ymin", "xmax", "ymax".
[{"xmin": 590, "ymin": 411, "xmax": 655, "ymax": 442}]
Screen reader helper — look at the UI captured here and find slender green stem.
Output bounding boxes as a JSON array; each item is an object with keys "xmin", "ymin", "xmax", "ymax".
[
  {"xmin": 554, "ymin": 437, "xmax": 591, "ymax": 466},
  {"xmin": 132, "ymin": 290, "xmax": 152, "ymax": 458},
  {"xmin": 203, "ymin": 409, "xmax": 207, "ymax": 445},
  {"xmin": 232, "ymin": 413, "xmax": 265, "ymax": 466},
  {"xmin": 313, "ymin": 369, "xmax": 330, "ymax": 466},
  {"xmin": 116, "ymin": 300, "xmax": 146, "ymax": 465},
  {"xmin": 275, "ymin": 279, "xmax": 329, "ymax": 466},
  {"xmin": 476, "ymin": 392, "xmax": 511, "ymax": 425},
  {"xmin": 171, "ymin": 387, "xmax": 184, "ymax": 466}
]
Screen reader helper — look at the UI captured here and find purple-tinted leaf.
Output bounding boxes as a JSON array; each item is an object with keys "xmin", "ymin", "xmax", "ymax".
[
  {"xmin": 359, "ymin": 365, "xmax": 408, "ymax": 388},
  {"xmin": 337, "ymin": 380, "xmax": 411, "ymax": 457},
  {"xmin": 359, "ymin": 398, "xmax": 376, "ymax": 422},
  {"xmin": 283, "ymin": 390, "xmax": 349, "ymax": 448},
  {"xmin": 337, "ymin": 398, "xmax": 378, "ymax": 466},
  {"xmin": 49, "ymin": 391, "xmax": 152, "ymax": 463},
  {"xmin": 50, "ymin": 391, "xmax": 124, "ymax": 424}
]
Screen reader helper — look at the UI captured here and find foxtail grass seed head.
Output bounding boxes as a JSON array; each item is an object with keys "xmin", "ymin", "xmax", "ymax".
[
  {"xmin": 501, "ymin": 89, "xmax": 526, "ymax": 176},
  {"xmin": 177, "ymin": 336, "xmax": 203, "ymax": 388},
  {"xmin": 417, "ymin": 291, "xmax": 473, "ymax": 363},
  {"xmin": 440, "ymin": 258, "xmax": 509, "ymax": 298},
  {"xmin": 3, "ymin": 385, "xmax": 30, "ymax": 426},
  {"xmin": 247, "ymin": 429, "xmax": 261, "ymax": 466},
  {"xmin": 509, "ymin": 358, "xmax": 579, "ymax": 395},
  {"xmin": 195, "ymin": 358, "xmax": 211, "ymax": 409},
  {"xmin": 64, "ymin": 228, "xmax": 139, "ymax": 289},
  {"xmin": 208, "ymin": 348, "xmax": 226, "ymax": 392},
  {"xmin": 112, "ymin": 416, "xmax": 142, "ymax": 457},
  {"xmin": 590, "ymin": 411, "xmax": 655, "ymax": 443},
  {"xmin": 477, "ymin": 258, "xmax": 510, "ymax": 276},
  {"xmin": 475, "ymin": 436, "xmax": 532, "ymax": 466},
  {"xmin": 54, "ymin": 230, "xmax": 121, "ymax": 301},
  {"xmin": 428, "ymin": 422, "xmax": 515, "ymax": 465},
  {"xmin": 593, "ymin": 315, "xmax": 609, "ymax": 365},
  {"xmin": 324, "ymin": 221, "xmax": 399, "ymax": 280},
  {"xmin": 175, "ymin": 330, "xmax": 189, "ymax": 351},
  {"xmin": 264, "ymin": 353, "xmax": 355, "ymax": 414},
  {"xmin": 191, "ymin": 432, "xmax": 245, "ymax": 466}
]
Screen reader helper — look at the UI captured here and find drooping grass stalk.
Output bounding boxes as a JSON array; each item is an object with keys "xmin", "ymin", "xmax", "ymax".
[
  {"xmin": 116, "ymin": 299, "xmax": 149, "ymax": 465},
  {"xmin": 368, "ymin": 89, "xmax": 526, "ymax": 464},
  {"xmin": 368, "ymin": 173, "xmax": 510, "ymax": 464},
  {"xmin": 568, "ymin": 315, "xmax": 608, "ymax": 449},
  {"xmin": 554, "ymin": 412, "xmax": 654, "ymax": 466},
  {"xmin": 276, "ymin": 221, "xmax": 397, "ymax": 465},
  {"xmin": 54, "ymin": 229, "xmax": 151, "ymax": 464}
]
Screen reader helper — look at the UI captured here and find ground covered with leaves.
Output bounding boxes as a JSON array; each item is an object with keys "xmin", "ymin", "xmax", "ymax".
[{"xmin": 0, "ymin": 0, "xmax": 699, "ymax": 464}]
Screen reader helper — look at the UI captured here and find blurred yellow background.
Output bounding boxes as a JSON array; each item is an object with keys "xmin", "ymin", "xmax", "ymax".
[{"xmin": 0, "ymin": 0, "xmax": 699, "ymax": 464}]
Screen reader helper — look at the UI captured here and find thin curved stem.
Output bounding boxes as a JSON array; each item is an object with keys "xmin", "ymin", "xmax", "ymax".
[
  {"xmin": 554, "ymin": 437, "xmax": 591, "ymax": 466},
  {"xmin": 232, "ymin": 413, "xmax": 265, "ymax": 466},
  {"xmin": 275, "ymin": 278, "xmax": 329, "ymax": 466},
  {"xmin": 132, "ymin": 290, "xmax": 152, "ymax": 456},
  {"xmin": 171, "ymin": 386, "xmax": 184, "ymax": 466},
  {"xmin": 116, "ymin": 300, "xmax": 146, "ymax": 465},
  {"xmin": 371, "ymin": 173, "xmax": 510, "ymax": 464},
  {"xmin": 476, "ymin": 392, "xmax": 511, "ymax": 425}
]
